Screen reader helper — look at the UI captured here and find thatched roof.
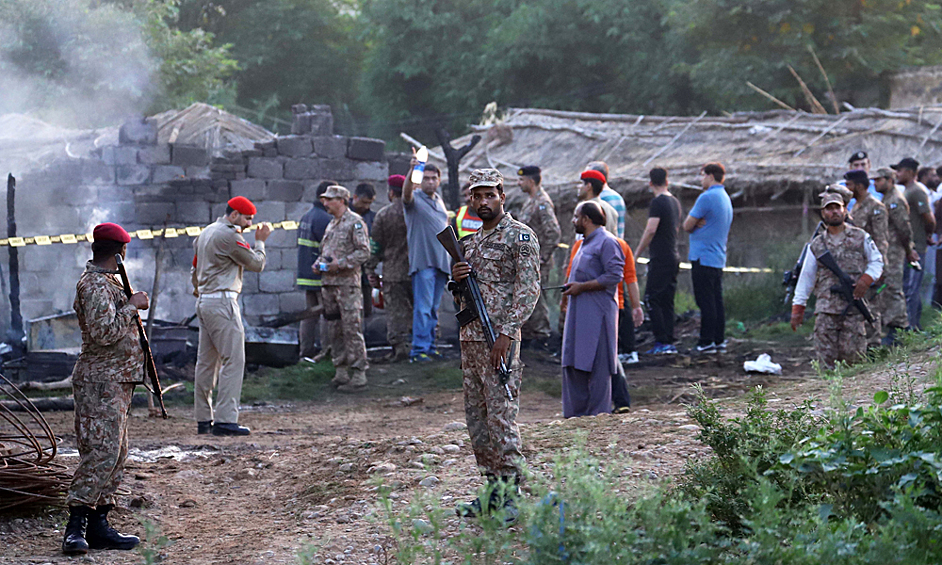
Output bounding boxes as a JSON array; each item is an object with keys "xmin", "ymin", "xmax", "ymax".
[
  {"xmin": 0, "ymin": 114, "xmax": 116, "ymax": 177},
  {"xmin": 424, "ymin": 105, "xmax": 942, "ymax": 204},
  {"xmin": 150, "ymin": 103, "xmax": 275, "ymax": 155}
]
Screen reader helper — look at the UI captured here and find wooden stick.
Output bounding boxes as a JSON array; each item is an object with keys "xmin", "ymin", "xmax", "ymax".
[
  {"xmin": 787, "ymin": 65, "xmax": 828, "ymax": 114},
  {"xmin": 916, "ymin": 113, "xmax": 942, "ymax": 157},
  {"xmin": 643, "ymin": 111, "xmax": 707, "ymax": 166},
  {"xmin": 746, "ymin": 82, "xmax": 796, "ymax": 111},
  {"xmin": 747, "ymin": 113, "xmax": 804, "ymax": 154},
  {"xmin": 398, "ymin": 132, "xmax": 446, "ymax": 162},
  {"xmin": 807, "ymin": 46, "xmax": 840, "ymax": 114},
  {"xmin": 794, "ymin": 114, "xmax": 849, "ymax": 156}
]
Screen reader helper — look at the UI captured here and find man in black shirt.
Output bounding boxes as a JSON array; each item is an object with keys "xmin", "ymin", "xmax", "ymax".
[{"xmin": 635, "ymin": 167, "xmax": 681, "ymax": 354}]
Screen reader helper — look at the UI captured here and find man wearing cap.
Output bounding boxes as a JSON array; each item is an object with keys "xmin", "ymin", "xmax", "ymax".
[
  {"xmin": 586, "ymin": 161, "xmax": 627, "ymax": 238},
  {"xmin": 451, "ymin": 168, "xmax": 540, "ymax": 522},
  {"xmin": 895, "ymin": 157, "xmax": 935, "ymax": 329},
  {"xmin": 873, "ymin": 167, "xmax": 917, "ymax": 343},
  {"xmin": 366, "ymin": 175, "xmax": 413, "ymax": 362},
  {"xmin": 578, "ymin": 170, "xmax": 619, "ymax": 235},
  {"xmin": 517, "ymin": 165, "xmax": 561, "ymax": 347},
  {"xmin": 297, "ymin": 181, "xmax": 337, "ymax": 359},
  {"xmin": 192, "ymin": 196, "xmax": 271, "ymax": 436},
  {"xmin": 844, "ymin": 151, "xmax": 882, "ymax": 210},
  {"xmin": 62, "ymin": 223, "xmax": 148, "ymax": 555},
  {"xmin": 791, "ymin": 192, "xmax": 883, "ymax": 368},
  {"xmin": 318, "ymin": 185, "xmax": 372, "ymax": 391},
  {"xmin": 846, "ymin": 169, "xmax": 888, "ymax": 346}
]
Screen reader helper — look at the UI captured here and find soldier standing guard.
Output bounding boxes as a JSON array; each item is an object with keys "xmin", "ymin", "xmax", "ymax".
[
  {"xmin": 516, "ymin": 165, "xmax": 562, "ymax": 348},
  {"xmin": 318, "ymin": 185, "xmax": 372, "ymax": 391},
  {"xmin": 62, "ymin": 223, "xmax": 149, "ymax": 555},
  {"xmin": 192, "ymin": 196, "xmax": 271, "ymax": 436},
  {"xmin": 845, "ymin": 169, "xmax": 889, "ymax": 347},
  {"xmin": 873, "ymin": 167, "xmax": 918, "ymax": 344},
  {"xmin": 791, "ymin": 192, "xmax": 883, "ymax": 368},
  {"xmin": 366, "ymin": 175, "xmax": 414, "ymax": 361},
  {"xmin": 450, "ymin": 169, "xmax": 541, "ymax": 522}
]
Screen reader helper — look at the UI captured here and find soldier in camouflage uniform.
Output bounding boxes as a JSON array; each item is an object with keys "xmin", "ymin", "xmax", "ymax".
[
  {"xmin": 319, "ymin": 185, "xmax": 372, "ymax": 391},
  {"xmin": 451, "ymin": 169, "xmax": 541, "ymax": 522},
  {"xmin": 845, "ymin": 169, "xmax": 889, "ymax": 347},
  {"xmin": 516, "ymin": 165, "xmax": 562, "ymax": 346},
  {"xmin": 873, "ymin": 167, "xmax": 918, "ymax": 343},
  {"xmin": 366, "ymin": 175, "xmax": 413, "ymax": 361},
  {"xmin": 62, "ymin": 223, "xmax": 148, "ymax": 555},
  {"xmin": 791, "ymin": 193, "xmax": 884, "ymax": 368}
]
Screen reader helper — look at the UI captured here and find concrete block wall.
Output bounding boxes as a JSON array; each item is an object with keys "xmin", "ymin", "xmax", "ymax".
[{"xmin": 2, "ymin": 107, "xmax": 388, "ymax": 335}]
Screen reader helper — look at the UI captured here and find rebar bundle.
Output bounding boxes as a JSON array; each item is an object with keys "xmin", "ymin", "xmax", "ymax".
[{"xmin": 0, "ymin": 373, "xmax": 70, "ymax": 511}]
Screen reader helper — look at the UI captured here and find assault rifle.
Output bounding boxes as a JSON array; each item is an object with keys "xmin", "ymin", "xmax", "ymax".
[
  {"xmin": 782, "ymin": 222, "xmax": 824, "ymax": 305},
  {"xmin": 815, "ymin": 250, "xmax": 876, "ymax": 325},
  {"xmin": 437, "ymin": 226, "xmax": 513, "ymax": 401},
  {"xmin": 115, "ymin": 255, "xmax": 168, "ymax": 418}
]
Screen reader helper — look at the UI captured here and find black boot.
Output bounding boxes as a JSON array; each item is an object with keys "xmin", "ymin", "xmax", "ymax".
[
  {"xmin": 85, "ymin": 504, "xmax": 140, "ymax": 550},
  {"xmin": 61, "ymin": 505, "xmax": 90, "ymax": 555}
]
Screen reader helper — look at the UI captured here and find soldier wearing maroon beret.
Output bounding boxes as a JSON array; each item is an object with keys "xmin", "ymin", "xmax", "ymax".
[
  {"xmin": 191, "ymin": 196, "xmax": 272, "ymax": 436},
  {"xmin": 62, "ymin": 223, "xmax": 150, "ymax": 555}
]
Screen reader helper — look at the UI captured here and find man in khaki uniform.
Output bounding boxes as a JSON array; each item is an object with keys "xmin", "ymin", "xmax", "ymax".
[
  {"xmin": 319, "ymin": 185, "xmax": 372, "ymax": 391},
  {"xmin": 846, "ymin": 169, "xmax": 888, "ymax": 346},
  {"xmin": 517, "ymin": 165, "xmax": 561, "ymax": 347},
  {"xmin": 192, "ymin": 196, "xmax": 271, "ymax": 436},
  {"xmin": 873, "ymin": 167, "xmax": 918, "ymax": 344}
]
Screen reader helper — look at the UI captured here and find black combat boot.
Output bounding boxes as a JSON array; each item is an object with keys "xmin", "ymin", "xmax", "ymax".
[
  {"xmin": 61, "ymin": 505, "xmax": 90, "ymax": 555},
  {"xmin": 197, "ymin": 420, "xmax": 213, "ymax": 435},
  {"xmin": 85, "ymin": 504, "xmax": 140, "ymax": 550}
]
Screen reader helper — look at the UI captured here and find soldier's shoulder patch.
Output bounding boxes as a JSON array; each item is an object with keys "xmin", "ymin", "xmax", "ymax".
[
  {"xmin": 874, "ymin": 209, "xmax": 882, "ymax": 215},
  {"xmin": 355, "ymin": 222, "xmax": 363, "ymax": 229},
  {"xmin": 519, "ymin": 233, "xmax": 531, "ymax": 242},
  {"xmin": 236, "ymin": 240, "xmax": 251, "ymax": 250},
  {"xmin": 890, "ymin": 203, "xmax": 898, "ymax": 209},
  {"xmin": 520, "ymin": 245, "xmax": 531, "ymax": 257},
  {"xmin": 538, "ymin": 205, "xmax": 546, "ymax": 211}
]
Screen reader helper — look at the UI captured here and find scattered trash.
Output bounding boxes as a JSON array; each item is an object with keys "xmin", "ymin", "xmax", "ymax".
[{"xmin": 743, "ymin": 353, "xmax": 782, "ymax": 375}]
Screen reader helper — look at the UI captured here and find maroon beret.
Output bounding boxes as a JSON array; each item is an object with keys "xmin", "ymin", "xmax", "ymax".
[
  {"xmin": 228, "ymin": 196, "xmax": 257, "ymax": 215},
  {"xmin": 387, "ymin": 174, "xmax": 406, "ymax": 189},
  {"xmin": 580, "ymin": 170, "xmax": 606, "ymax": 184},
  {"xmin": 92, "ymin": 222, "xmax": 131, "ymax": 244}
]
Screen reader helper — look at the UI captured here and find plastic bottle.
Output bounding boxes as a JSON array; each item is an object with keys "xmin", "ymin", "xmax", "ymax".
[{"xmin": 411, "ymin": 146, "xmax": 428, "ymax": 184}]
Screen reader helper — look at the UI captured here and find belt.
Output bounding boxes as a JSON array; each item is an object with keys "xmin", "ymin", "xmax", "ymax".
[{"xmin": 199, "ymin": 290, "xmax": 239, "ymax": 299}]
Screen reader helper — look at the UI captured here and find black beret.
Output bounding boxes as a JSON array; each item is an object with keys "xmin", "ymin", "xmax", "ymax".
[
  {"xmin": 843, "ymin": 170, "xmax": 870, "ymax": 185},
  {"xmin": 848, "ymin": 151, "xmax": 868, "ymax": 163},
  {"xmin": 517, "ymin": 165, "xmax": 541, "ymax": 176}
]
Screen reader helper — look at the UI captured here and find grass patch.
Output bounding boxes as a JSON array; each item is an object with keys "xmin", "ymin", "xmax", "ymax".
[
  {"xmin": 743, "ymin": 320, "xmax": 812, "ymax": 343},
  {"xmin": 241, "ymin": 360, "xmax": 336, "ymax": 403}
]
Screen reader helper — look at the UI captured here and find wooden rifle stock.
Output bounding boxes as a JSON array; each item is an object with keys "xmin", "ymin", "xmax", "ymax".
[{"xmin": 115, "ymin": 255, "xmax": 168, "ymax": 418}]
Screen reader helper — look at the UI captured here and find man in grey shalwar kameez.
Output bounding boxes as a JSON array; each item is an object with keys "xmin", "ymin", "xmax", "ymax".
[{"xmin": 561, "ymin": 201, "xmax": 625, "ymax": 417}]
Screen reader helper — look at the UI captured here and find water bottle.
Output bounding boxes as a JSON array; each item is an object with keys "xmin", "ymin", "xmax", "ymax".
[{"xmin": 411, "ymin": 146, "xmax": 428, "ymax": 184}]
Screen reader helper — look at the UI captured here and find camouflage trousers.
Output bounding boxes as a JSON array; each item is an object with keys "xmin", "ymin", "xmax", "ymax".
[
  {"xmin": 460, "ymin": 341, "xmax": 524, "ymax": 481},
  {"xmin": 384, "ymin": 280, "xmax": 413, "ymax": 353},
  {"xmin": 66, "ymin": 381, "xmax": 135, "ymax": 508},
  {"xmin": 882, "ymin": 248, "xmax": 909, "ymax": 329},
  {"xmin": 323, "ymin": 284, "xmax": 368, "ymax": 371},
  {"xmin": 864, "ymin": 289, "xmax": 883, "ymax": 347},
  {"xmin": 813, "ymin": 313, "xmax": 866, "ymax": 369},
  {"xmin": 521, "ymin": 260, "xmax": 553, "ymax": 340}
]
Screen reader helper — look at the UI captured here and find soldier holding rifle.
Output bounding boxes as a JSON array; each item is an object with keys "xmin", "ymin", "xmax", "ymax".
[
  {"xmin": 445, "ymin": 168, "xmax": 540, "ymax": 523},
  {"xmin": 791, "ymin": 192, "xmax": 884, "ymax": 368},
  {"xmin": 62, "ymin": 223, "xmax": 149, "ymax": 555}
]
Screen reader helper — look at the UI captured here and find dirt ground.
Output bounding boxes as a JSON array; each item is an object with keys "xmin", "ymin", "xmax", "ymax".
[{"xmin": 4, "ymin": 327, "xmax": 933, "ymax": 565}]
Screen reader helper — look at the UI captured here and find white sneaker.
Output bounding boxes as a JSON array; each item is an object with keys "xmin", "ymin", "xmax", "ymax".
[{"xmin": 618, "ymin": 352, "xmax": 639, "ymax": 364}]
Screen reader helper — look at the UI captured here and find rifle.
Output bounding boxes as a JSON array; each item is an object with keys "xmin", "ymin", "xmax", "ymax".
[
  {"xmin": 436, "ymin": 226, "xmax": 514, "ymax": 401},
  {"xmin": 815, "ymin": 250, "xmax": 876, "ymax": 325},
  {"xmin": 115, "ymin": 255, "xmax": 168, "ymax": 418},
  {"xmin": 782, "ymin": 222, "xmax": 824, "ymax": 305}
]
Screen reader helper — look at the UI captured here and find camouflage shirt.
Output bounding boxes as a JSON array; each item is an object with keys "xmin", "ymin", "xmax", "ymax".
[
  {"xmin": 459, "ymin": 213, "xmax": 541, "ymax": 341},
  {"xmin": 365, "ymin": 199, "xmax": 410, "ymax": 282},
  {"xmin": 72, "ymin": 262, "xmax": 144, "ymax": 384},
  {"xmin": 882, "ymin": 188, "xmax": 914, "ymax": 254},
  {"xmin": 808, "ymin": 226, "xmax": 882, "ymax": 315},
  {"xmin": 321, "ymin": 208, "xmax": 371, "ymax": 287},
  {"xmin": 850, "ymin": 194, "xmax": 888, "ymax": 259},
  {"xmin": 517, "ymin": 188, "xmax": 561, "ymax": 265}
]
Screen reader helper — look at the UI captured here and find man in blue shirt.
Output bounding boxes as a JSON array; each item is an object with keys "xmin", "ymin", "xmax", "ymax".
[{"xmin": 683, "ymin": 163, "xmax": 733, "ymax": 353}]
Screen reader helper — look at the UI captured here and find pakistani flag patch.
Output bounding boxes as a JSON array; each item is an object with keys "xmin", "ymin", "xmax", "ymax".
[{"xmin": 520, "ymin": 233, "xmax": 531, "ymax": 241}]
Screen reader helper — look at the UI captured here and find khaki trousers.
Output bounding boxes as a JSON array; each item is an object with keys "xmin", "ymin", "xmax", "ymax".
[{"xmin": 194, "ymin": 295, "xmax": 246, "ymax": 424}]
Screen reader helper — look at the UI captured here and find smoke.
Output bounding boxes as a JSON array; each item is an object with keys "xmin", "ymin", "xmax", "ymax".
[{"xmin": 0, "ymin": 0, "xmax": 156, "ymax": 128}]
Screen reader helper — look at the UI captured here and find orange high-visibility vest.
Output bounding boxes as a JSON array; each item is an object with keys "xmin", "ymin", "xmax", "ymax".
[{"xmin": 456, "ymin": 205, "xmax": 483, "ymax": 239}]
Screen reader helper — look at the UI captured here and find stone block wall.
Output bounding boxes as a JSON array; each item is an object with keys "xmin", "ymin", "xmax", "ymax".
[{"xmin": 1, "ymin": 106, "xmax": 388, "ymax": 336}]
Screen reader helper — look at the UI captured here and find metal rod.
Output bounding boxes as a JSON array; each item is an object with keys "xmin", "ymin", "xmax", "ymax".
[{"xmin": 6, "ymin": 174, "xmax": 23, "ymax": 348}]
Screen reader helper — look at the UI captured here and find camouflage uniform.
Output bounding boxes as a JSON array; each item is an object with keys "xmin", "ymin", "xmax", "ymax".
[
  {"xmin": 459, "ymin": 207, "xmax": 540, "ymax": 481},
  {"xmin": 518, "ymin": 188, "xmax": 561, "ymax": 340},
  {"xmin": 66, "ymin": 262, "xmax": 144, "ymax": 507},
  {"xmin": 850, "ymin": 194, "xmax": 888, "ymax": 345},
  {"xmin": 808, "ymin": 227, "xmax": 874, "ymax": 368},
  {"xmin": 882, "ymin": 188, "xmax": 913, "ymax": 329},
  {"xmin": 365, "ymin": 199, "xmax": 413, "ymax": 357},
  {"xmin": 321, "ymin": 208, "xmax": 371, "ymax": 375}
]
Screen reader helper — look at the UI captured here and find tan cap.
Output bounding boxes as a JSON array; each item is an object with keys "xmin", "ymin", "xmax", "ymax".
[
  {"xmin": 871, "ymin": 167, "xmax": 896, "ymax": 180},
  {"xmin": 820, "ymin": 192, "xmax": 845, "ymax": 208},
  {"xmin": 469, "ymin": 168, "xmax": 503, "ymax": 189},
  {"xmin": 321, "ymin": 185, "xmax": 350, "ymax": 200},
  {"xmin": 821, "ymin": 183, "xmax": 852, "ymax": 204}
]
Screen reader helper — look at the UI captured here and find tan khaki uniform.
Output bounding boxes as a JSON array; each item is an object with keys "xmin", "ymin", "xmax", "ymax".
[
  {"xmin": 850, "ymin": 194, "xmax": 888, "ymax": 345},
  {"xmin": 365, "ymin": 199, "xmax": 413, "ymax": 355},
  {"xmin": 321, "ymin": 209, "xmax": 371, "ymax": 374},
  {"xmin": 191, "ymin": 217, "xmax": 267, "ymax": 424},
  {"xmin": 882, "ymin": 188, "xmax": 913, "ymax": 328},
  {"xmin": 67, "ymin": 262, "xmax": 143, "ymax": 507},
  {"xmin": 518, "ymin": 188, "xmax": 561, "ymax": 340}
]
